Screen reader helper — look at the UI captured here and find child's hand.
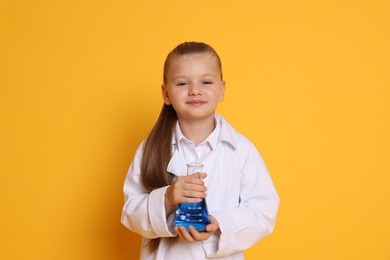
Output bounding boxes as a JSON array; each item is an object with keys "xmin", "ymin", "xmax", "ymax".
[
  {"xmin": 174, "ymin": 216, "xmax": 220, "ymax": 242},
  {"xmin": 164, "ymin": 173, "xmax": 208, "ymax": 213}
]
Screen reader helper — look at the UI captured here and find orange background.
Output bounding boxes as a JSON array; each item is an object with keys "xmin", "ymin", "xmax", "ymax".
[{"xmin": 1, "ymin": 0, "xmax": 389, "ymax": 259}]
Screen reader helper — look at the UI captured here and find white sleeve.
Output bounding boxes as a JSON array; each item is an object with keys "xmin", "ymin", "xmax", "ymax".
[
  {"xmin": 203, "ymin": 142, "xmax": 280, "ymax": 258},
  {"xmin": 121, "ymin": 142, "xmax": 176, "ymax": 239}
]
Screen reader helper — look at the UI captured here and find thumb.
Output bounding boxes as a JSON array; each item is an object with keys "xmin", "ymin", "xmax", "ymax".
[{"xmin": 189, "ymin": 172, "xmax": 207, "ymax": 179}]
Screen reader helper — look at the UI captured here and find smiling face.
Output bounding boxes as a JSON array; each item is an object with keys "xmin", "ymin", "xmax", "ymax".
[{"xmin": 162, "ymin": 53, "xmax": 225, "ymax": 123}]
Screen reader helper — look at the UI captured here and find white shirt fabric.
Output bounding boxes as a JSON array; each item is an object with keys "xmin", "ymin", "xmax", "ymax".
[{"xmin": 121, "ymin": 115, "xmax": 280, "ymax": 259}]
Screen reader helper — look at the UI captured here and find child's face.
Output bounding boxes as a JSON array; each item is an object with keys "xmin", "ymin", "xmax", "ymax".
[{"xmin": 162, "ymin": 53, "xmax": 225, "ymax": 123}]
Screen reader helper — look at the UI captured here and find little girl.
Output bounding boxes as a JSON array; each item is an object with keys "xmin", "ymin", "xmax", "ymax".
[{"xmin": 121, "ymin": 42, "xmax": 279, "ymax": 259}]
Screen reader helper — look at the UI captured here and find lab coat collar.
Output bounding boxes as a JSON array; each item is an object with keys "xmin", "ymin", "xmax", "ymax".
[
  {"xmin": 216, "ymin": 114, "xmax": 239, "ymax": 150},
  {"xmin": 173, "ymin": 116, "xmax": 221, "ymax": 152},
  {"xmin": 171, "ymin": 115, "xmax": 238, "ymax": 149}
]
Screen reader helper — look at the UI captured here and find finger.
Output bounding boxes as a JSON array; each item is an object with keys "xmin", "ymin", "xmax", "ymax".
[
  {"xmin": 188, "ymin": 172, "xmax": 208, "ymax": 180},
  {"xmin": 174, "ymin": 227, "xmax": 185, "ymax": 240},
  {"xmin": 188, "ymin": 226, "xmax": 203, "ymax": 240},
  {"xmin": 206, "ymin": 223, "xmax": 218, "ymax": 232},
  {"xmin": 206, "ymin": 217, "xmax": 219, "ymax": 232},
  {"xmin": 179, "ymin": 186, "xmax": 207, "ymax": 199},
  {"xmin": 183, "ymin": 181, "xmax": 207, "ymax": 191},
  {"xmin": 186, "ymin": 179, "xmax": 206, "ymax": 189},
  {"xmin": 189, "ymin": 226, "xmax": 211, "ymax": 241},
  {"xmin": 175, "ymin": 178, "xmax": 206, "ymax": 194},
  {"xmin": 175, "ymin": 226, "xmax": 185, "ymax": 240},
  {"xmin": 179, "ymin": 226, "xmax": 195, "ymax": 242},
  {"xmin": 170, "ymin": 186, "xmax": 206, "ymax": 204},
  {"xmin": 180, "ymin": 197, "xmax": 203, "ymax": 204},
  {"xmin": 175, "ymin": 176, "xmax": 191, "ymax": 187}
]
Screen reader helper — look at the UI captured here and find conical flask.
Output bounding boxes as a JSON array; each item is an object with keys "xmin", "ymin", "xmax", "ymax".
[{"xmin": 174, "ymin": 163, "xmax": 210, "ymax": 232}]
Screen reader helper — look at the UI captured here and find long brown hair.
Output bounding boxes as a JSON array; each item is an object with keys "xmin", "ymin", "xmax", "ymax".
[{"xmin": 140, "ymin": 41, "xmax": 223, "ymax": 252}]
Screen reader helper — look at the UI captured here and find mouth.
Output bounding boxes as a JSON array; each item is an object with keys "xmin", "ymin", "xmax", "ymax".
[{"xmin": 186, "ymin": 100, "xmax": 207, "ymax": 106}]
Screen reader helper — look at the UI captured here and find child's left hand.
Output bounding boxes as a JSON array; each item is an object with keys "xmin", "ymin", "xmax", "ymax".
[{"xmin": 174, "ymin": 216, "xmax": 220, "ymax": 242}]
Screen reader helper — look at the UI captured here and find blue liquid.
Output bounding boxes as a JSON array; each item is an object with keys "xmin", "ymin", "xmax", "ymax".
[{"xmin": 174, "ymin": 199, "xmax": 209, "ymax": 232}]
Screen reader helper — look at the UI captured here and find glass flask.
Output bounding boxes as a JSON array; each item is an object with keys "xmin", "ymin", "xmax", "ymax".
[{"xmin": 174, "ymin": 163, "xmax": 210, "ymax": 232}]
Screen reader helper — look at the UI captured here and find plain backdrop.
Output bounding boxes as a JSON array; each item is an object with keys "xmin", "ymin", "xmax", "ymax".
[{"xmin": 1, "ymin": 0, "xmax": 389, "ymax": 259}]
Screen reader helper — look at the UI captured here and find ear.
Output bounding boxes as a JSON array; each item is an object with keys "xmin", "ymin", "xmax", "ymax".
[
  {"xmin": 219, "ymin": 80, "xmax": 225, "ymax": 102},
  {"xmin": 162, "ymin": 84, "xmax": 171, "ymax": 105}
]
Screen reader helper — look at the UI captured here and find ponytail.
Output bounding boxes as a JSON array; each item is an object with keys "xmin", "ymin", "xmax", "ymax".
[
  {"xmin": 140, "ymin": 104, "xmax": 177, "ymax": 252},
  {"xmin": 141, "ymin": 104, "xmax": 177, "ymax": 191}
]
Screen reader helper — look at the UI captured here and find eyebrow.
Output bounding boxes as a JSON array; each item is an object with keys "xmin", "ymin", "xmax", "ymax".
[{"xmin": 171, "ymin": 73, "xmax": 217, "ymax": 80}]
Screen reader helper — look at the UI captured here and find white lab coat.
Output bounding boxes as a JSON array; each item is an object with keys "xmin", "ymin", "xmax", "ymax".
[{"xmin": 121, "ymin": 115, "xmax": 280, "ymax": 259}]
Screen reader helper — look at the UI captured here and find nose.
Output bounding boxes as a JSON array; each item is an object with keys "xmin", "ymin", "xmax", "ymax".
[{"xmin": 188, "ymin": 83, "xmax": 202, "ymax": 96}]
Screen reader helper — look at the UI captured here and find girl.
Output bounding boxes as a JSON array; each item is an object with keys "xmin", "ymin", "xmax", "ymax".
[{"xmin": 121, "ymin": 42, "xmax": 279, "ymax": 259}]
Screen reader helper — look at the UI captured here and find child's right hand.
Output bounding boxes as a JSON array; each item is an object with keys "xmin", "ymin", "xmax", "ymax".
[
  {"xmin": 164, "ymin": 173, "xmax": 208, "ymax": 214},
  {"xmin": 175, "ymin": 216, "xmax": 220, "ymax": 242}
]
